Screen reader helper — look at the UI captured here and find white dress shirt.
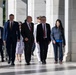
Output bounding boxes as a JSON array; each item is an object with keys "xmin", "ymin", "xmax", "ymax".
[
  {"xmin": 42, "ymin": 23, "xmax": 47, "ymax": 38},
  {"xmin": 34, "ymin": 23, "xmax": 40, "ymax": 62},
  {"xmin": 27, "ymin": 22, "xmax": 31, "ymax": 31}
]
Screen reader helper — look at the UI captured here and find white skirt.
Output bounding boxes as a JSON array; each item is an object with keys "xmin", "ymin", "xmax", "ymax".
[{"xmin": 16, "ymin": 41, "xmax": 24, "ymax": 54}]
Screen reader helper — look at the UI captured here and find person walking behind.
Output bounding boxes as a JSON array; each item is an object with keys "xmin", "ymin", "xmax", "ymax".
[
  {"xmin": 34, "ymin": 16, "xmax": 42, "ymax": 62},
  {"xmin": 51, "ymin": 19, "xmax": 66, "ymax": 64},
  {"xmin": 16, "ymin": 22, "xmax": 24, "ymax": 62}
]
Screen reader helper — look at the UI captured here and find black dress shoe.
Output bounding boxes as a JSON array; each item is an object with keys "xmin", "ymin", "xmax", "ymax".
[
  {"xmin": 42, "ymin": 61, "xmax": 46, "ymax": 64},
  {"xmin": 59, "ymin": 61, "xmax": 63, "ymax": 64},
  {"xmin": 54, "ymin": 61, "xmax": 58, "ymax": 64},
  {"xmin": 8, "ymin": 61, "xmax": 10, "ymax": 64},
  {"xmin": 11, "ymin": 63, "xmax": 15, "ymax": 66},
  {"xmin": 27, "ymin": 63, "xmax": 30, "ymax": 65},
  {"xmin": 1, "ymin": 60, "xmax": 4, "ymax": 62}
]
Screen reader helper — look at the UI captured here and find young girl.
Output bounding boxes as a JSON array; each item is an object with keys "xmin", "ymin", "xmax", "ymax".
[
  {"xmin": 51, "ymin": 19, "xmax": 65, "ymax": 64},
  {"xmin": 16, "ymin": 22, "xmax": 24, "ymax": 62}
]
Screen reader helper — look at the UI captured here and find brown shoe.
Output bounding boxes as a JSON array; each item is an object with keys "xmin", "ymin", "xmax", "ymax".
[
  {"xmin": 54, "ymin": 61, "xmax": 58, "ymax": 64},
  {"xmin": 59, "ymin": 61, "xmax": 63, "ymax": 64}
]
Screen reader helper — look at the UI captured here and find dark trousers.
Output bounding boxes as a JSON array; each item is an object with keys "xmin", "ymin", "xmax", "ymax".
[
  {"xmin": 0, "ymin": 45, "xmax": 4, "ymax": 61},
  {"xmin": 24, "ymin": 41, "xmax": 33, "ymax": 63},
  {"xmin": 53, "ymin": 42, "xmax": 63, "ymax": 62},
  {"xmin": 31, "ymin": 42, "xmax": 35, "ymax": 54},
  {"xmin": 6, "ymin": 38, "xmax": 17, "ymax": 63},
  {"xmin": 39, "ymin": 39, "xmax": 48, "ymax": 62}
]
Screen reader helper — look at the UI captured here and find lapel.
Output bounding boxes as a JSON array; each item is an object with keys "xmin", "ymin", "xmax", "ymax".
[
  {"xmin": 11, "ymin": 21, "xmax": 15, "ymax": 29},
  {"xmin": 25, "ymin": 22, "xmax": 30, "ymax": 31},
  {"xmin": 41, "ymin": 23, "xmax": 47, "ymax": 29},
  {"xmin": 0, "ymin": 27, "xmax": 1, "ymax": 31},
  {"xmin": 41, "ymin": 24, "xmax": 43, "ymax": 31},
  {"xmin": 41, "ymin": 24, "xmax": 44, "ymax": 36},
  {"xmin": 0, "ymin": 27, "xmax": 3, "ymax": 38},
  {"xmin": 7, "ymin": 21, "xmax": 10, "ymax": 29},
  {"xmin": 41, "ymin": 23, "xmax": 47, "ymax": 31},
  {"xmin": 26, "ymin": 22, "xmax": 32, "ymax": 32},
  {"xmin": 8, "ymin": 21, "xmax": 15, "ymax": 30},
  {"xmin": 12, "ymin": 21, "xmax": 15, "ymax": 28},
  {"xmin": 46, "ymin": 23, "xmax": 48, "ymax": 30},
  {"xmin": 41, "ymin": 23, "xmax": 48, "ymax": 36}
]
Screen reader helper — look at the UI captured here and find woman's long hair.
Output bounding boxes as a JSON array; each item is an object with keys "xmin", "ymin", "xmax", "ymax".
[
  {"xmin": 55, "ymin": 19, "xmax": 64, "ymax": 36},
  {"xmin": 55, "ymin": 19, "xmax": 64, "ymax": 31}
]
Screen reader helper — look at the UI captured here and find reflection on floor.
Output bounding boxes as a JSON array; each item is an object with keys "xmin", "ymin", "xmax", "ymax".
[{"xmin": 0, "ymin": 57, "xmax": 76, "ymax": 75}]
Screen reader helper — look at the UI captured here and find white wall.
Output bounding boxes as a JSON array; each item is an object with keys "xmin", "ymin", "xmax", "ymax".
[
  {"xmin": 6, "ymin": 0, "xmax": 16, "ymax": 20},
  {"xmin": 16, "ymin": 0, "xmax": 27, "ymax": 22},
  {"xmin": 68, "ymin": 0, "xmax": 76, "ymax": 62}
]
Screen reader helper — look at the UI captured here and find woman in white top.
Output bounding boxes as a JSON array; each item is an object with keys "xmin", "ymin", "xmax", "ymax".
[
  {"xmin": 34, "ymin": 16, "xmax": 42, "ymax": 62},
  {"xmin": 16, "ymin": 22, "xmax": 24, "ymax": 62}
]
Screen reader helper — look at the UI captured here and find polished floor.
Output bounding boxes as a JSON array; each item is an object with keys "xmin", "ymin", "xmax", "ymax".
[{"xmin": 0, "ymin": 57, "xmax": 76, "ymax": 75}]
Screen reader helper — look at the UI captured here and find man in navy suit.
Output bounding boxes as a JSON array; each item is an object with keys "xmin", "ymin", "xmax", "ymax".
[
  {"xmin": 3, "ymin": 14, "xmax": 20, "ymax": 66},
  {"xmin": 0, "ymin": 27, "xmax": 4, "ymax": 62}
]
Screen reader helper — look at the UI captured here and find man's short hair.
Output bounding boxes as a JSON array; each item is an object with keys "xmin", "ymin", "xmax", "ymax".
[
  {"xmin": 37, "ymin": 16, "xmax": 42, "ymax": 20},
  {"xmin": 9, "ymin": 14, "xmax": 14, "ymax": 16},
  {"xmin": 26, "ymin": 16, "xmax": 32, "ymax": 20},
  {"xmin": 41, "ymin": 16, "xmax": 46, "ymax": 19}
]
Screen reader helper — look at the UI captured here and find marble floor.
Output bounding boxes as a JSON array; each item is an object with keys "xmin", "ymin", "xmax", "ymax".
[{"xmin": 0, "ymin": 57, "xmax": 76, "ymax": 75}]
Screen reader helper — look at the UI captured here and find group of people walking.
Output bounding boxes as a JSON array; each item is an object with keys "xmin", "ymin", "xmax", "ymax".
[{"xmin": 0, "ymin": 14, "xmax": 65, "ymax": 66}]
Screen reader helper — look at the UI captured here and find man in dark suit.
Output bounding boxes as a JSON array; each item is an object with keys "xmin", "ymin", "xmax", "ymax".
[
  {"xmin": 21, "ymin": 16, "xmax": 34, "ymax": 65},
  {"xmin": 36, "ymin": 16, "xmax": 51, "ymax": 64},
  {"xmin": 0, "ymin": 27, "xmax": 4, "ymax": 62},
  {"xmin": 3, "ymin": 14, "xmax": 20, "ymax": 66}
]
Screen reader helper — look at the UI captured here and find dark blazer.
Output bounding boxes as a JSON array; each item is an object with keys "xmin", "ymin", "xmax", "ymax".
[
  {"xmin": 0, "ymin": 27, "xmax": 3, "ymax": 40},
  {"xmin": 3, "ymin": 20, "xmax": 20, "ymax": 42},
  {"xmin": 36, "ymin": 23, "xmax": 51, "ymax": 43},
  {"xmin": 21, "ymin": 21, "xmax": 34, "ymax": 43},
  {"xmin": 0, "ymin": 27, "xmax": 3, "ymax": 44}
]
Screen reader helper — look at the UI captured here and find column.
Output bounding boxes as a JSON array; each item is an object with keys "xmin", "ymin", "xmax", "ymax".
[
  {"xmin": 34, "ymin": 0, "xmax": 46, "ymax": 23},
  {"xmin": 28, "ymin": 0, "xmax": 35, "ymax": 22},
  {"xmin": 53, "ymin": 0, "xmax": 65, "ymax": 26},
  {"xmin": 64, "ymin": 0, "xmax": 69, "ymax": 61},
  {"xmin": 68, "ymin": 0, "xmax": 76, "ymax": 62},
  {"xmin": 46, "ymin": 0, "xmax": 53, "ymax": 26},
  {"xmin": 6, "ymin": 0, "xmax": 28, "ymax": 22},
  {"xmin": 0, "ymin": 0, "xmax": 3, "ymax": 27},
  {"xmin": 16, "ymin": 0, "xmax": 28, "ymax": 22},
  {"xmin": 46, "ymin": 0, "xmax": 54, "ymax": 58},
  {"xmin": 6, "ymin": 0, "xmax": 16, "ymax": 20}
]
